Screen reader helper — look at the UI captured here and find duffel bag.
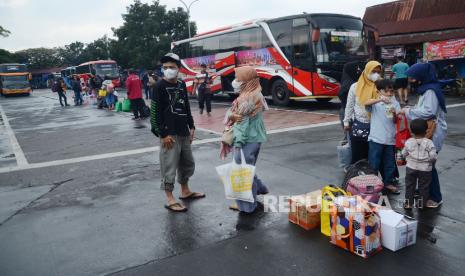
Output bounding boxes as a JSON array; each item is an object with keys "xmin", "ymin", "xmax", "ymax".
[{"xmin": 341, "ymin": 159, "xmax": 377, "ymax": 190}]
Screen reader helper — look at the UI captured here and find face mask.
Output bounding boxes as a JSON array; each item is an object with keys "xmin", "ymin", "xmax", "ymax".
[
  {"xmin": 231, "ymin": 79, "xmax": 243, "ymax": 90},
  {"xmin": 164, "ymin": 68, "xmax": 178, "ymax": 79},
  {"xmin": 368, "ymin": 72, "xmax": 380, "ymax": 82}
]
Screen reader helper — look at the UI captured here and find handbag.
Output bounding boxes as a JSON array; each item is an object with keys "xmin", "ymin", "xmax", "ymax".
[
  {"xmin": 396, "ymin": 113, "xmax": 411, "ymax": 149},
  {"xmin": 350, "ymin": 119, "xmax": 370, "ymax": 140},
  {"xmin": 221, "ymin": 127, "xmax": 234, "ymax": 146}
]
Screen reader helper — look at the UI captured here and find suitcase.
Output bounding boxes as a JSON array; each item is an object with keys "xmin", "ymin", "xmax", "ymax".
[{"xmin": 346, "ymin": 175, "xmax": 384, "ymax": 203}]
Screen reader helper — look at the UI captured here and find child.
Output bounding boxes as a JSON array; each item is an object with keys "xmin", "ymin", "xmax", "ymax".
[
  {"xmin": 365, "ymin": 79, "xmax": 401, "ymax": 194},
  {"xmin": 402, "ymin": 119, "xmax": 437, "ymax": 209}
]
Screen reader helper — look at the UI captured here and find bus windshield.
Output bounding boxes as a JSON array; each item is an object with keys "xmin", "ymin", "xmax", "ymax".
[
  {"xmin": 313, "ymin": 16, "xmax": 368, "ymax": 64},
  {"xmin": 1, "ymin": 75, "xmax": 28, "ymax": 82},
  {"xmin": 94, "ymin": 63, "xmax": 118, "ymax": 78}
]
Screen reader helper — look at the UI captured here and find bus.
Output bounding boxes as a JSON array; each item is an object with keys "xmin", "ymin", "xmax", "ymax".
[
  {"xmin": 172, "ymin": 13, "xmax": 377, "ymax": 105},
  {"xmin": 0, "ymin": 63, "xmax": 32, "ymax": 96},
  {"xmin": 61, "ymin": 66, "xmax": 76, "ymax": 89},
  {"xmin": 75, "ymin": 60, "xmax": 121, "ymax": 87}
]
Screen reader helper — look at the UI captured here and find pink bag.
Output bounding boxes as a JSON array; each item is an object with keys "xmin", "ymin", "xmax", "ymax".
[{"xmin": 346, "ymin": 175, "xmax": 384, "ymax": 203}]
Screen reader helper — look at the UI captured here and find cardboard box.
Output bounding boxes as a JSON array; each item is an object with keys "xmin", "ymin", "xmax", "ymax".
[
  {"xmin": 379, "ymin": 209, "xmax": 418, "ymax": 251},
  {"xmin": 288, "ymin": 190, "xmax": 321, "ymax": 230}
]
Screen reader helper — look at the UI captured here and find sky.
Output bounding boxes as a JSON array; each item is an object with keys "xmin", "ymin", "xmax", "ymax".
[{"xmin": 0, "ymin": 0, "xmax": 392, "ymax": 52}]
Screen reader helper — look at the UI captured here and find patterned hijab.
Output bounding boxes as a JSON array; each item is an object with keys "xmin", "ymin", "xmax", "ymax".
[{"xmin": 231, "ymin": 66, "xmax": 267, "ymax": 117}]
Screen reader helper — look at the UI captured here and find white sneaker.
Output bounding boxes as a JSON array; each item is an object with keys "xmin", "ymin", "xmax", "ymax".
[{"xmin": 426, "ymin": 200, "xmax": 443, "ymax": 208}]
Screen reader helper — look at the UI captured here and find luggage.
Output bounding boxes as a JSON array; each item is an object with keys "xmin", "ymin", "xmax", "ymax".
[
  {"xmin": 122, "ymin": 98, "xmax": 131, "ymax": 112},
  {"xmin": 288, "ymin": 190, "xmax": 321, "ymax": 230},
  {"xmin": 330, "ymin": 196, "xmax": 382, "ymax": 258},
  {"xmin": 321, "ymin": 185, "xmax": 349, "ymax": 236},
  {"xmin": 98, "ymin": 89, "xmax": 107, "ymax": 97},
  {"xmin": 215, "ymin": 149, "xmax": 255, "ymax": 203},
  {"xmin": 346, "ymin": 174, "xmax": 384, "ymax": 203},
  {"xmin": 341, "ymin": 159, "xmax": 377, "ymax": 190},
  {"xmin": 337, "ymin": 140, "xmax": 351, "ymax": 169}
]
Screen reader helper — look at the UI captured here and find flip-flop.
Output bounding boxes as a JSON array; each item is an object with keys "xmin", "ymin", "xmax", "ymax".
[
  {"xmin": 385, "ymin": 185, "xmax": 401, "ymax": 195},
  {"xmin": 164, "ymin": 202, "xmax": 187, "ymax": 212},
  {"xmin": 229, "ymin": 203, "xmax": 240, "ymax": 211},
  {"xmin": 179, "ymin": 192, "xmax": 206, "ymax": 200}
]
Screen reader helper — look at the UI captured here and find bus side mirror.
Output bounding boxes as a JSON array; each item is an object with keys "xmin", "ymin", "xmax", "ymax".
[{"xmin": 311, "ymin": 29, "xmax": 320, "ymax": 43}]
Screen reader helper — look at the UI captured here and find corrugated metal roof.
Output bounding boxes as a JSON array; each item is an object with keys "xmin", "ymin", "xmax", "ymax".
[
  {"xmin": 377, "ymin": 28, "xmax": 465, "ymax": 45},
  {"xmin": 364, "ymin": 0, "xmax": 465, "ymax": 36}
]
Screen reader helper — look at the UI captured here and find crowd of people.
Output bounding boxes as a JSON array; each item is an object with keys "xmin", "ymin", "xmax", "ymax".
[{"xmin": 147, "ymin": 52, "xmax": 447, "ymax": 213}]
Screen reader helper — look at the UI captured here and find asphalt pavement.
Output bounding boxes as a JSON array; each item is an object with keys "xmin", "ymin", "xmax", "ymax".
[{"xmin": 0, "ymin": 89, "xmax": 465, "ymax": 276}]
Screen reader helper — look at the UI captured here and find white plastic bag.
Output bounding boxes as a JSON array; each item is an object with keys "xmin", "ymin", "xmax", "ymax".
[
  {"xmin": 337, "ymin": 140, "xmax": 352, "ymax": 169},
  {"xmin": 216, "ymin": 149, "xmax": 255, "ymax": 202}
]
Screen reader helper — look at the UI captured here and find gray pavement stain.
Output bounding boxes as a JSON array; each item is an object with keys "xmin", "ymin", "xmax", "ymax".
[{"xmin": 0, "ymin": 89, "xmax": 465, "ymax": 276}]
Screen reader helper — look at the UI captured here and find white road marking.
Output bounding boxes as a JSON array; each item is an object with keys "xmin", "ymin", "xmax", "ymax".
[
  {"xmin": 446, "ymin": 103, "xmax": 465, "ymax": 109},
  {"xmin": 0, "ymin": 137, "xmax": 221, "ymax": 174},
  {"xmin": 0, "ymin": 103, "xmax": 28, "ymax": 166},
  {"xmin": 267, "ymin": 120, "xmax": 339, "ymax": 134}
]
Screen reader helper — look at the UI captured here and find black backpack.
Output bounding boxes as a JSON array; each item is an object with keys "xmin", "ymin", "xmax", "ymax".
[{"xmin": 341, "ymin": 159, "xmax": 377, "ymax": 190}]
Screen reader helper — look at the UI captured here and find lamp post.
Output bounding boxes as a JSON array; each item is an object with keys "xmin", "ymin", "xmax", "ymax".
[{"xmin": 179, "ymin": 0, "xmax": 199, "ymax": 38}]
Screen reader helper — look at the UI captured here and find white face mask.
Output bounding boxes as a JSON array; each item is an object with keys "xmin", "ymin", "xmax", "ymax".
[
  {"xmin": 231, "ymin": 79, "xmax": 243, "ymax": 90},
  {"xmin": 368, "ymin": 72, "xmax": 380, "ymax": 82},
  {"xmin": 164, "ymin": 68, "xmax": 178, "ymax": 79}
]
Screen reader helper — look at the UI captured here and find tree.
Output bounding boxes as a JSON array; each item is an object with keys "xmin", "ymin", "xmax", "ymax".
[
  {"xmin": 0, "ymin": 26, "xmax": 11, "ymax": 37},
  {"xmin": 82, "ymin": 35, "xmax": 113, "ymax": 61},
  {"xmin": 0, "ymin": 49, "xmax": 16, "ymax": 63},
  {"xmin": 15, "ymin": 48, "xmax": 62, "ymax": 70},
  {"xmin": 112, "ymin": 0, "xmax": 196, "ymax": 69},
  {"xmin": 57, "ymin": 41, "xmax": 86, "ymax": 66}
]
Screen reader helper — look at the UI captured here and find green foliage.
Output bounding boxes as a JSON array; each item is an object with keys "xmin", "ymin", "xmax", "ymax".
[
  {"xmin": 0, "ymin": 0, "xmax": 197, "ymax": 70},
  {"xmin": 0, "ymin": 26, "xmax": 11, "ymax": 37},
  {"xmin": 112, "ymin": 0, "xmax": 196, "ymax": 69},
  {"xmin": 14, "ymin": 48, "xmax": 62, "ymax": 70}
]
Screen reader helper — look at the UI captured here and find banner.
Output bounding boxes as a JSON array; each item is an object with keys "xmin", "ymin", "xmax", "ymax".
[
  {"xmin": 381, "ymin": 46, "xmax": 405, "ymax": 59},
  {"xmin": 424, "ymin": 38, "xmax": 465, "ymax": 61}
]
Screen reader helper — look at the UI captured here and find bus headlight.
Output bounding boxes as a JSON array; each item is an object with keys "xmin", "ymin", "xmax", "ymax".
[{"xmin": 318, "ymin": 73, "xmax": 337, "ymax": 84}]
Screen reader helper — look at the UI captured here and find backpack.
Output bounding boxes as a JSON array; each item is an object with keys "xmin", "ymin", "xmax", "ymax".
[
  {"xmin": 51, "ymin": 81, "xmax": 59, "ymax": 92},
  {"xmin": 341, "ymin": 159, "xmax": 377, "ymax": 190}
]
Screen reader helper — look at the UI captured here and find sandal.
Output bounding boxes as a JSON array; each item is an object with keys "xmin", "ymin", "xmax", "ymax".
[
  {"xmin": 229, "ymin": 203, "xmax": 240, "ymax": 211},
  {"xmin": 164, "ymin": 202, "xmax": 187, "ymax": 212},
  {"xmin": 385, "ymin": 185, "xmax": 401, "ymax": 195},
  {"xmin": 179, "ymin": 192, "xmax": 206, "ymax": 200}
]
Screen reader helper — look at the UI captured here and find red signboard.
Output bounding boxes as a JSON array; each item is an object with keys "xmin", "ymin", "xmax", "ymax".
[{"xmin": 424, "ymin": 38, "xmax": 465, "ymax": 61}]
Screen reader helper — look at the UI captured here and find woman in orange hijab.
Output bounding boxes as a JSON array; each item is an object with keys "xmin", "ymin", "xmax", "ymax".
[{"xmin": 343, "ymin": 61, "xmax": 382, "ymax": 163}]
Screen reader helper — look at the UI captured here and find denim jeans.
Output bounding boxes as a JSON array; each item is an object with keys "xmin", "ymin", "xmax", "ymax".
[
  {"xmin": 74, "ymin": 90, "xmax": 83, "ymax": 105},
  {"xmin": 368, "ymin": 141, "xmax": 396, "ymax": 185},
  {"xmin": 233, "ymin": 143, "xmax": 268, "ymax": 213},
  {"xmin": 429, "ymin": 163, "xmax": 442, "ymax": 202}
]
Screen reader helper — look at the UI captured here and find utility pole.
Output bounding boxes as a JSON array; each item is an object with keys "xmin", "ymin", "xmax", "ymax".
[{"xmin": 179, "ymin": 0, "xmax": 199, "ymax": 38}]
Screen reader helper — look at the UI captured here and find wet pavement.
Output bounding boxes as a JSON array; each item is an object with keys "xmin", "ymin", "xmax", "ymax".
[{"xmin": 0, "ymin": 89, "xmax": 465, "ymax": 276}]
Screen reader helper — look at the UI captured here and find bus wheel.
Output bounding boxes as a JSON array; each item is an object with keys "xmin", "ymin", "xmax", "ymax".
[
  {"xmin": 316, "ymin": 98, "xmax": 332, "ymax": 103},
  {"xmin": 271, "ymin": 79, "xmax": 290, "ymax": 106}
]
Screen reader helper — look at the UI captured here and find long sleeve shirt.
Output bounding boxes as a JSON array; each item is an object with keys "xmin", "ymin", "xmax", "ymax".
[
  {"xmin": 405, "ymin": 89, "xmax": 447, "ymax": 151},
  {"xmin": 343, "ymin": 83, "xmax": 370, "ymax": 126},
  {"xmin": 150, "ymin": 79, "xmax": 194, "ymax": 138},
  {"xmin": 402, "ymin": 138, "xmax": 437, "ymax": 171}
]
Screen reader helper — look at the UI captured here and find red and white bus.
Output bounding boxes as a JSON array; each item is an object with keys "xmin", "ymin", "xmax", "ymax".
[
  {"xmin": 75, "ymin": 60, "xmax": 121, "ymax": 87},
  {"xmin": 172, "ymin": 13, "xmax": 376, "ymax": 105}
]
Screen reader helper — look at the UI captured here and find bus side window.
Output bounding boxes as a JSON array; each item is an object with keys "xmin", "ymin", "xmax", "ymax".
[
  {"xmin": 239, "ymin": 28, "xmax": 260, "ymax": 51},
  {"xmin": 260, "ymin": 29, "xmax": 273, "ymax": 48},
  {"xmin": 269, "ymin": 19, "xmax": 293, "ymax": 62},
  {"xmin": 190, "ymin": 39, "xmax": 204, "ymax": 57},
  {"xmin": 203, "ymin": 36, "xmax": 219, "ymax": 56},
  {"xmin": 292, "ymin": 20, "xmax": 314, "ymax": 71},
  {"xmin": 219, "ymin": 32, "xmax": 239, "ymax": 53}
]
